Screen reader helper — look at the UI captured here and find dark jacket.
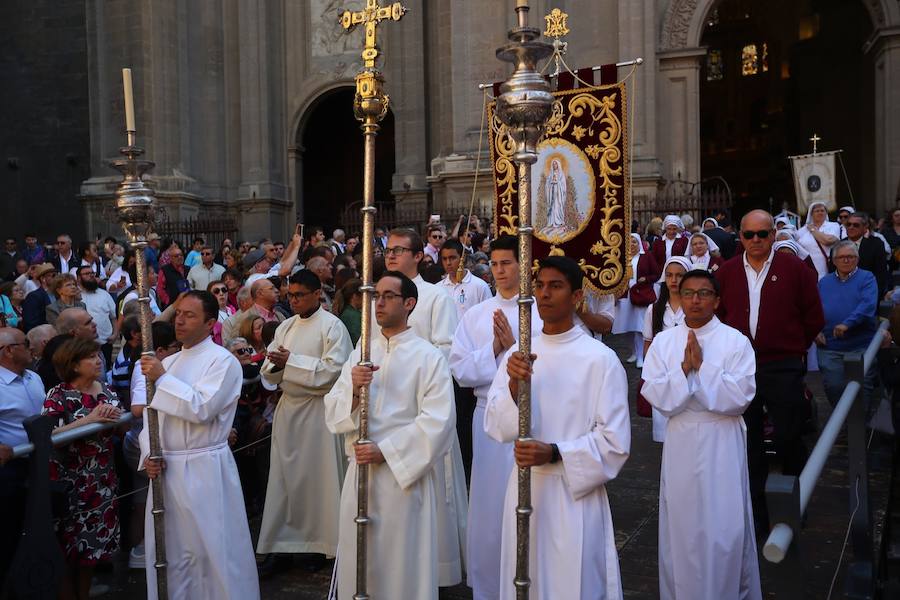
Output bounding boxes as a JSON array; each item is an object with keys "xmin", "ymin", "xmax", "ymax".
[
  {"xmin": 856, "ymin": 237, "xmax": 888, "ymax": 298},
  {"xmin": 715, "ymin": 250, "xmax": 825, "ymax": 363},
  {"xmin": 52, "ymin": 253, "xmax": 80, "ymax": 276},
  {"xmin": 22, "ymin": 288, "xmax": 52, "ymax": 332},
  {"xmin": 704, "ymin": 227, "xmax": 738, "ymax": 260}
]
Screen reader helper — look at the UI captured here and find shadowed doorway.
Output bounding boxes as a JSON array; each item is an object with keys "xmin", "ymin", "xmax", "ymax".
[{"xmin": 298, "ymin": 87, "xmax": 396, "ymax": 234}]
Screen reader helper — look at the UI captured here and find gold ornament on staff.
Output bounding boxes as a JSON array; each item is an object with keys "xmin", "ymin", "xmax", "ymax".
[
  {"xmin": 339, "ymin": 2, "xmax": 406, "ymax": 599},
  {"xmin": 109, "ymin": 68, "xmax": 168, "ymax": 599},
  {"xmin": 494, "ymin": 1, "xmax": 554, "ymax": 598}
]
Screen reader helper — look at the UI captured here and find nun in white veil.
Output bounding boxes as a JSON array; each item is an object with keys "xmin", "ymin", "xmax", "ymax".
[{"xmin": 796, "ymin": 201, "xmax": 840, "ymax": 279}]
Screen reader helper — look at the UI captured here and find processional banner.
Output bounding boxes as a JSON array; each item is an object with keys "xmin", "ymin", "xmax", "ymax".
[
  {"xmin": 790, "ymin": 151, "xmax": 838, "ymax": 214},
  {"xmin": 489, "ymin": 80, "xmax": 630, "ymax": 297}
]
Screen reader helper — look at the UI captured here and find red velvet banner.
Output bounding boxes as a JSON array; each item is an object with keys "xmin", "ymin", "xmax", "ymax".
[{"xmin": 489, "ymin": 81, "xmax": 630, "ymax": 296}]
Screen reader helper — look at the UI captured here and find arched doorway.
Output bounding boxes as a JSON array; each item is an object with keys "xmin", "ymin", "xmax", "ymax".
[
  {"xmin": 699, "ymin": 0, "xmax": 875, "ymax": 215},
  {"xmin": 297, "ymin": 87, "xmax": 396, "ymax": 233}
]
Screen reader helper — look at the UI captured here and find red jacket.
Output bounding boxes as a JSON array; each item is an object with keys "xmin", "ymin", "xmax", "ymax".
[
  {"xmin": 651, "ymin": 236, "xmax": 688, "ymax": 268},
  {"xmin": 715, "ymin": 251, "xmax": 824, "ymax": 363}
]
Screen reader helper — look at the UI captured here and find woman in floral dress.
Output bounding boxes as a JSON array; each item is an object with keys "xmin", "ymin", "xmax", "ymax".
[{"xmin": 43, "ymin": 337, "xmax": 122, "ymax": 600}]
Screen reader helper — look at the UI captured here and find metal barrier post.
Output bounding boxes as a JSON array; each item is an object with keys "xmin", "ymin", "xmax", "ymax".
[
  {"xmin": 10, "ymin": 415, "xmax": 64, "ymax": 600},
  {"xmin": 764, "ymin": 474, "xmax": 803, "ymax": 599},
  {"xmin": 843, "ymin": 351, "xmax": 874, "ymax": 599}
]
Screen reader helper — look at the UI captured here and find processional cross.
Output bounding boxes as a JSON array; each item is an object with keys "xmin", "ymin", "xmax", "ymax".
[
  {"xmin": 810, "ymin": 133, "xmax": 821, "ymax": 154},
  {"xmin": 339, "ymin": 2, "xmax": 406, "ymax": 599}
]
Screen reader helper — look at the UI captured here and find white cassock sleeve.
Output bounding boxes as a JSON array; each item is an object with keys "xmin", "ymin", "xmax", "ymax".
[
  {"xmin": 690, "ymin": 336, "xmax": 757, "ymax": 415},
  {"xmin": 430, "ymin": 290, "xmax": 459, "ymax": 359},
  {"xmin": 555, "ymin": 358, "xmax": 631, "ymax": 500},
  {"xmin": 150, "ymin": 355, "xmax": 242, "ymax": 424},
  {"xmin": 483, "ymin": 348, "xmax": 519, "ymax": 444},
  {"xmin": 449, "ymin": 312, "xmax": 499, "ymax": 388},
  {"xmin": 323, "ymin": 349, "xmax": 361, "ymax": 435},
  {"xmin": 641, "ymin": 340, "xmax": 693, "ymax": 418},
  {"xmin": 379, "ymin": 355, "xmax": 456, "ymax": 490},
  {"xmin": 261, "ymin": 320, "xmax": 352, "ymax": 391}
]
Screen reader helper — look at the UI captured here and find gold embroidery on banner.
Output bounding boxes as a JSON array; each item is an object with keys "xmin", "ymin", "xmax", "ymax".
[{"xmin": 490, "ymin": 82, "xmax": 630, "ymax": 296}]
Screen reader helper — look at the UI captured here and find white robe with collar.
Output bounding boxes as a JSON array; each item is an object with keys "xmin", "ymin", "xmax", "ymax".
[
  {"xmin": 139, "ymin": 336, "xmax": 259, "ymax": 600},
  {"xmin": 641, "ymin": 317, "xmax": 761, "ymax": 600},
  {"xmin": 485, "ymin": 326, "xmax": 630, "ymax": 600},
  {"xmin": 324, "ymin": 327, "xmax": 456, "ymax": 600},
  {"xmin": 449, "ymin": 293, "xmax": 542, "ymax": 600},
  {"xmin": 257, "ymin": 308, "xmax": 352, "ymax": 555},
  {"xmin": 371, "ymin": 273, "xmax": 468, "ymax": 583}
]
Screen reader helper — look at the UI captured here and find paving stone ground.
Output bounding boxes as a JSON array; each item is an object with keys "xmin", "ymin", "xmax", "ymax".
[{"xmin": 92, "ymin": 333, "xmax": 893, "ymax": 599}]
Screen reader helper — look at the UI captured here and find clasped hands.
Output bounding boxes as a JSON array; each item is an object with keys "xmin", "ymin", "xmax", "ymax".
[{"xmin": 681, "ymin": 329, "xmax": 703, "ymax": 376}]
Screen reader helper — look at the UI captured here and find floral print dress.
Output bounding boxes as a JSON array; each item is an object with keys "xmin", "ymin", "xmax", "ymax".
[{"xmin": 42, "ymin": 383, "xmax": 120, "ymax": 565}]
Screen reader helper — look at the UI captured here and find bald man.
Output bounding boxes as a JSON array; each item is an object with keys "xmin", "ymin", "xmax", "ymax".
[{"xmin": 714, "ymin": 209, "xmax": 824, "ymax": 534}]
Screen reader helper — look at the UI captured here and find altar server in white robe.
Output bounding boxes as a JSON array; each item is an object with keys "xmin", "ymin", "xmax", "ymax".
[
  {"xmin": 325, "ymin": 270, "xmax": 456, "ymax": 600},
  {"xmin": 378, "ymin": 227, "xmax": 468, "ymax": 584},
  {"xmin": 257, "ymin": 269, "xmax": 352, "ymax": 561},
  {"xmin": 139, "ymin": 290, "xmax": 259, "ymax": 600},
  {"xmin": 641, "ymin": 269, "xmax": 761, "ymax": 600},
  {"xmin": 449, "ymin": 234, "xmax": 542, "ymax": 600},
  {"xmin": 485, "ymin": 256, "xmax": 630, "ymax": 600}
]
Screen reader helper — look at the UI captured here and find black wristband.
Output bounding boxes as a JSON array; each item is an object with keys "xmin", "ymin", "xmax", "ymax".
[{"xmin": 549, "ymin": 443, "xmax": 561, "ymax": 464}]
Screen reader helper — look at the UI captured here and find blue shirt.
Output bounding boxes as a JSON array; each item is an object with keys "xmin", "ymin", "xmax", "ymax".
[
  {"xmin": 0, "ymin": 366, "xmax": 46, "ymax": 447},
  {"xmin": 818, "ymin": 268, "xmax": 878, "ymax": 351}
]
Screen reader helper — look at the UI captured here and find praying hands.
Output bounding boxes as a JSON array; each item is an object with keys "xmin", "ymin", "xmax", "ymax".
[{"xmin": 680, "ymin": 330, "xmax": 703, "ymax": 376}]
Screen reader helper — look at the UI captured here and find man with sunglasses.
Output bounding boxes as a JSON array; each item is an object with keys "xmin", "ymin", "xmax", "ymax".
[
  {"xmin": 0, "ymin": 327, "xmax": 45, "ymax": 592},
  {"xmin": 643, "ymin": 270, "xmax": 761, "ymax": 600},
  {"xmin": 52, "ymin": 234, "xmax": 79, "ymax": 276},
  {"xmin": 256, "ymin": 269, "xmax": 351, "ymax": 576},
  {"xmin": 424, "ymin": 224, "xmax": 446, "ymax": 265},
  {"xmin": 187, "ymin": 246, "xmax": 226, "ymax": 291},
  {"xmin": 715, "ymin": 209, "xmax": 824, "ymax": 536},
  {"xmin": 842, "ymin": 212, "xmax": 889, "ymax": 297}
]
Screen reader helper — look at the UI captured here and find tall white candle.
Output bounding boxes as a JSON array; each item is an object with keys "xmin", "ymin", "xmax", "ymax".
[{"xmin": 122, "ymin": 68, "xmax": 136, "ymax": 132}]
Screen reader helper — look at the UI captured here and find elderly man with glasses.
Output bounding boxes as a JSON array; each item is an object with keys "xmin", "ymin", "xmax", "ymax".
[
  {"xmin": 714, "ymin": 209, "xmax": 825, "ymax": 537},
  {"xmin": 52, "ymin": 234, "xmax": 79, "ymax": 276}
]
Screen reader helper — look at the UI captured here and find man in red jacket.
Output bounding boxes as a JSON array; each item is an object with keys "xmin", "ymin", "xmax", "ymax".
[{"xmin": 715, "ymin": 209, "xmax": 824, "ymax": 534}]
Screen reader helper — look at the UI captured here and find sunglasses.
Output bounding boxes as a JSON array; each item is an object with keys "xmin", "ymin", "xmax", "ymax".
[
  {"xmin": 211, "ymin": 287, "xmax": 227, "ymax": 294},
  {"xmin": 235, "ymin": 347, "xmax": 254, "ymax": 356},
  {"xmin": 741, "ymin": 230, "xmax": 771, "ymax": 240}
]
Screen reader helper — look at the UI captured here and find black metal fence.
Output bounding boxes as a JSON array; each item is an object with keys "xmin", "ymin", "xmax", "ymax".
[
  {"xmin": 632, "ymin": 177, "xmax": 733, "ymax": 230},
  {"xmin": 338, "ymin": 201, "xmax": 428, "ymax": 236},
  {"xmin": 153, "ymin": 216, "xmax": 238, "ymax": 252}
]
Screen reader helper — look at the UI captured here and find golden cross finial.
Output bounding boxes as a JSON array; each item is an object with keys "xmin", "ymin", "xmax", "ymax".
[
  {"xmin": 340, "ymin": 1, "xmax": 407, "ymax": 68},
  {"xmin": 544, "ymin": 8, "xmax": 570, "ymax": 39},
  {"xmin": 810, "ymin": 133, "xmax": 821, "ymax": 154}
]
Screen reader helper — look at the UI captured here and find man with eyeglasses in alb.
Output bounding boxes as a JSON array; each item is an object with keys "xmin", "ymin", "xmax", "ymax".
[
  {"xmin": 714, "ymin": 209, "xmax": 824, "ymax": 537},
  {"xmin": 642, "ymin": 269, "xmax": 761, "ymax": 600}
]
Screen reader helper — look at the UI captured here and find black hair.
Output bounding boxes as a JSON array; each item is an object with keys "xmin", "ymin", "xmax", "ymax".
[
  {"xmin": 222, "ymin": 268, "xmax": 243, "ymax": 283},
  {"xmin": 151, "ymin": 321, "xmax": 176, "ymax": 351},
  {"xmin": 182, "ymin": 290, "xmax": 219, "ymax": 322},
  {"xmin": 121, "ymin": 315, "xmax": 143, "ymax": 343},
  {"xmin": 379, "ymin": 270, "xmax": 418, "ymax": 315},
  {"xmin": 678, "ymin": 269, "xmax": 720, "ymax": 295},
  {"xmin": 261, "ymin": 321, "xmax": 279, "ymax": 347},
  {"xmin": 537, "ymin": 256, "xmax": 583, "ymax": 291},
  {"xmin": 289, "ymin": 268, "xmax": 322, "ymax": 291},
  {"xmin": 192, "ymin": 237, "xmax": 205, "ymax": 245},
  {"xmin": 489, "ymin": 234, "xmax": 519, "ymax": 262},
  {"xmin": 441, "ymin": 238, "xmax": 465, "ymax": 256},
  {"xmin": 77, "ymin": 240, "xmax": 95, "ymax": 260}
]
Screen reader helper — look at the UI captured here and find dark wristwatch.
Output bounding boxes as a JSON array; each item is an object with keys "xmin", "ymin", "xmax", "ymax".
[{"xmin": 549, "ymin": 443, "xmax": 561, "ymax": 464}]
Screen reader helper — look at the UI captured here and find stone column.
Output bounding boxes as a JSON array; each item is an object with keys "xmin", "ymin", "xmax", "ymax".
[
  {"xmin": 287, "ymin": 145, "xmax": 305, "ymax": 223},
  {"xmin": 871, "ymin": 27, "xmax": 900, "ymax": 213},
  {"xmin": 656, "ymin": 47, "xmax": 706, "ymax": 185}
]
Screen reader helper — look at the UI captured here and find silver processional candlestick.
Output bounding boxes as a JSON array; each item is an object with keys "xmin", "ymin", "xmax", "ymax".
[
  {"xmin": 494, "ymin": 1, "xmax": 554, "ymax": 598},
  {"xmin": 109, "ymin": 74, "xmax": 168, "ymax": 599}
]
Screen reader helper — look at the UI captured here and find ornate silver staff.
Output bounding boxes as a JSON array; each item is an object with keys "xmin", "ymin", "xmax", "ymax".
[
  {"xmin": 494, "ymin": 1, "xmax": 553, "ymax": 598},
  {"xmin": 339, "ymin": 3, "xmax": 406, "ymax": 598},
  {"xmin": 109, "ymin": 68, "xmax": 168, "ymax": 599}
]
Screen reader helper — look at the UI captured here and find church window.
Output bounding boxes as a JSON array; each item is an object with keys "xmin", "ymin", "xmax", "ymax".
[
  {"xmin": 761, "ymin": 43, "xmax": 769, "ymax": 72},
  {"xmin": 707, "ymin": 50, "xmax": 724, "ymax": 81},
  {"xmin": 741, "ymin": 44, "xmax": 758, "ymax": 76}
]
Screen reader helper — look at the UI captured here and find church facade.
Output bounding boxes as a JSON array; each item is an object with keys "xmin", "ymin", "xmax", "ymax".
[{"xmin": 70, "ymin": 0, "xmax": 900, "ymax": 242}]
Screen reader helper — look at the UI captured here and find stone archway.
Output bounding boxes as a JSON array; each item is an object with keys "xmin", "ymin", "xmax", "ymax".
[{"xmin": 658, "ymin": 0, "xmax": 900, "ymax": 214}]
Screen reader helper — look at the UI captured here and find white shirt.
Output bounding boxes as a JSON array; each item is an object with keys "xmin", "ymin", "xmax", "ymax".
[
  {"xmin": 187, "ymin": 262, "xmax": 226, "ymax": 291},
  {"xmin": 80, "ymin": 287, "xmax": 117, "ymax": 342},
  {"xmin": 575, "ymin": 289, "xmax": 616, "ymax": 338},
  {"xmin": 105, "ymin": 266, "xmax": 131, "ymax": 294},
  {"xmin": 642, "ymin": 302, "xmax": 684, "ymax": 342},
  {"xmin": 437, "ymin": 270, "xmax": 492, "ymax": 319},
  {"xmin": 424, "ymin": 244, "xmax": 440, "ymax": 264},
  {"xmin": 742, "ymin": 249, "xmax": 774, "ymax": 339}
]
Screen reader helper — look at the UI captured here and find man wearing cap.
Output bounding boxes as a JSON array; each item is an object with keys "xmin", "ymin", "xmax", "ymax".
[
  {"xmin": 244, "ymin": 246, "xmax": 275, "ymax": 286},
  {"xmin": 22, "ymin": 263, "xmax": 57, "ymax": 332}
]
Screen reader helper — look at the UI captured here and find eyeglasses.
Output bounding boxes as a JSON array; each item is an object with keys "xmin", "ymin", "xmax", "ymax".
[
  {"xmin": 833, "ymin": 255, "xmax": 858, "ymax": 262},
  {"xmin": 235, "ymin": 347, "xmax": 253, "ymax": 356},
  {"xmin": 56, "ymin": 241, "xmax": 69, "ymax": 245},
  {"xmin": 741, "ymin": 230, "xmax": 771, "ymax": 240},
  {"xmin": 0, "ymin": 340, "xmax": 29, "ymax": 351},
  {"xmin": 165, "ymin": 342, "xmax": 182, "ymax": 351},
  {"xmin": 384, "ymin": 246, "xmax": 413, "ymax": 257},
  {"xmin": 373, "ymin": 291, "xmax": 403, "ymax": 302},
  {"xmin": 679, "ymin": 289, "xmax": 717, "ymax": 299},
  {"xmin": 430, "ymin": 234, "xmax": 445, "ymax": 240},
  {"xmin": 211, "ymin": 287, "xmax": 227, "ymax": 294},
  {"xmin": 846, "ymin": 223, "xmax": 864, "ymax": 228},
  {"xmin": 201, "ymin": 251, "xmax": 213, "ymax": 255},
  {"xmin": 287, "ymin": 290, "xmax": 317, "ymax": 300}
]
